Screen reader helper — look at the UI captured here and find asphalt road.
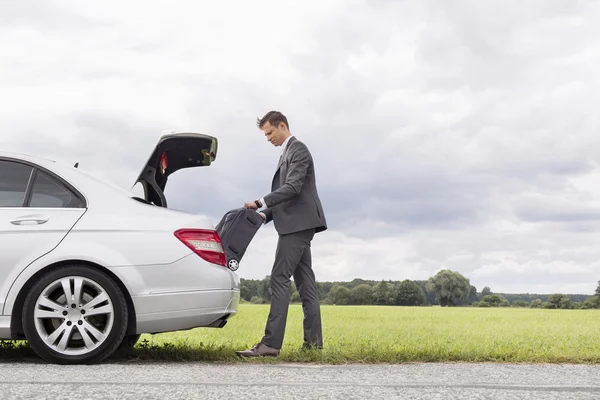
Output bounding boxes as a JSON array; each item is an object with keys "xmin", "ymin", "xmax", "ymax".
[{"xmin": 0, "ymin": 362, "xmax": 598, "ymax": 399}]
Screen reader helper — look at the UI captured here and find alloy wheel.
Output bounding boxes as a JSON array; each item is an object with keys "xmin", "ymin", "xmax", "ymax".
[
  {"xmin": 23, "ymin": 265, "xmax": 128, "ymax": 364},
  {"xmin": 33, "ymin": 276, "xmax": 115, "ymax": 356}
]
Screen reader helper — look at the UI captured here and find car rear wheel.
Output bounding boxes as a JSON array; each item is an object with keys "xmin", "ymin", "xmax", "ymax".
[
  {"xmin": 119, "ymin": 334, "xmax": 142, "ymax": 349},
  {"xmin": 22, "ymin": 265, "xmax": 128, "ymax": 364}
]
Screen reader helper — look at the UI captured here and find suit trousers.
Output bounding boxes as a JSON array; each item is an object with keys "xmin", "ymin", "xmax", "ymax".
[{"xmin": 260, "ymin": 227, "xmax": 323, "ymax": 350}]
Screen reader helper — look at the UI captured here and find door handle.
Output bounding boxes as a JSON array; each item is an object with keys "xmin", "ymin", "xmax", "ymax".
[{"xmin": 10, "ymin": 215, "xmax": 50, "ymax": 225}]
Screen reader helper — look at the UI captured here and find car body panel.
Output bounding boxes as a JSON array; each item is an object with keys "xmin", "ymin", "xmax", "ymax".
[
  {"xmin": 0, "ymin": 316, "xmax": 9, "ymax": 338},
  {"xmin": 0, "ymin": 207, "xmax": 86, "ymax": 314}
]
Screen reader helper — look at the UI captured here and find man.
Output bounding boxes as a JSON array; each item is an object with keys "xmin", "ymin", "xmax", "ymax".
[{"xmin": 237, "ymin": 110, "xmax": 327, "ymax": 357}]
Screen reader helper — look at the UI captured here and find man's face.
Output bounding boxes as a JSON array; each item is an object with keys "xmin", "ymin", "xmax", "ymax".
[{"xmin": 261, "ymin": 122, "xmax": 287, "ymax": 146}]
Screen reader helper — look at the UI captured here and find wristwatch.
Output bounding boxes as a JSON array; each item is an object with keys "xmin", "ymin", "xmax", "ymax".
[{"xmin": 254, "ymin": 199, "xmax": 263, "ymax": 208}]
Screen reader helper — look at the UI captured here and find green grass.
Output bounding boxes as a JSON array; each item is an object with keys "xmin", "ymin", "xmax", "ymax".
[{"xmin": 2, "ymin": 304, "xmax": 600, "ymax": 363}]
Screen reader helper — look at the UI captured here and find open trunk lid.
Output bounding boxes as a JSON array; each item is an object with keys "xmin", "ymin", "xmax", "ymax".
[{"xmin": 135, "ymin": 132, "xmax": 217, "ymax": 207}]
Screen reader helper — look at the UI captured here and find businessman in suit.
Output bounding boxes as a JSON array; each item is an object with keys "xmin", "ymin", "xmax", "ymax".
[{"xmin": 237, "ymin": 110, "xmax": 327, "ymax": 357}]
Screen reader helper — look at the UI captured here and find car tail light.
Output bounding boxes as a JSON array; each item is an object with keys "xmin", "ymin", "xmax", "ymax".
[{"xmin": 174, "ymin": 229, "xmax": 226, "ymax": 267}]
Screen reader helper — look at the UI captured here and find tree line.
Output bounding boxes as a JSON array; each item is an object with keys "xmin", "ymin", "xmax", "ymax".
[{"xmin": 240, "ymin": 269, "xmax": 600, "ymax": 309}]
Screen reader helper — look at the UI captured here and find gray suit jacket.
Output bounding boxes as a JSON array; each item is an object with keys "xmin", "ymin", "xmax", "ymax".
[{"xmin": 262, "ymin": 136, "xmax": 327, "ymax": 235}]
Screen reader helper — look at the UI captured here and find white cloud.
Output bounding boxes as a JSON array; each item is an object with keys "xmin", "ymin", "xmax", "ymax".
[{"xmin": 2, "ymin": 0, "xmax": 600, "ymax": 295}]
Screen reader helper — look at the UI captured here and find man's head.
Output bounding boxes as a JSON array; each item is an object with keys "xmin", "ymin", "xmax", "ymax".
[{"xmin": 257, "ymin": 111, "xmax": 291, "ymax": 146}]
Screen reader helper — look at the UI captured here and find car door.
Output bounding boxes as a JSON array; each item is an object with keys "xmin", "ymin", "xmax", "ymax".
[{"xmin": 0, "ymin": 158, "xmax": 87, "ymax": 315}]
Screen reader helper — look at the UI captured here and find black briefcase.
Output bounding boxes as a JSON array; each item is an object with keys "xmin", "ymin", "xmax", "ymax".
[{"xmin": 215, "ymin": 207, "xmax": 263, "ymax": 271}]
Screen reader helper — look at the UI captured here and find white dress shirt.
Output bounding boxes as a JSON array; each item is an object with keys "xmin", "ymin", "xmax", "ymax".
[{"xmin": 256, "ymin": 135, "xmax": 292, "ymax": 221}]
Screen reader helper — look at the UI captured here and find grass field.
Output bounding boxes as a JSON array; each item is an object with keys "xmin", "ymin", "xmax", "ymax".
[{"xmin": 2, "ymin": 303, "xmax": 600, "ymax": 363}]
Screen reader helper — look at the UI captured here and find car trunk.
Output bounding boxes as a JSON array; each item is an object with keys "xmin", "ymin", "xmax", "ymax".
[{"xmin": 135, "ymin": 132, "xmax": 218, "ymax": 208}]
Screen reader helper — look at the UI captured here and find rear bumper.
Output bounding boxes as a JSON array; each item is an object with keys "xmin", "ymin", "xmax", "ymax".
[
  {"xmin": 133, "ymin": 288, "xmax": 240, "ymax": 334},
  {"xmin": 105, "ymin": 253, "xmax": 241, "ymax": 335}
]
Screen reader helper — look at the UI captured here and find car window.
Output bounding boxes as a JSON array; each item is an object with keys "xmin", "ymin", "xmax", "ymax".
[
  {"xmin": 0, "ymin": 160, "xmax": 34, "ymax": 207},
  {"xmin": 30, "ymin": 171, "xmax": 82, "ymax": 208}
]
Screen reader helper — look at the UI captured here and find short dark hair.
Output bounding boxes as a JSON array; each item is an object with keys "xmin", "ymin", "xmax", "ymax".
[{"xmin": 257, "ymin": 111, "xmax": 289, "ymax": 130}]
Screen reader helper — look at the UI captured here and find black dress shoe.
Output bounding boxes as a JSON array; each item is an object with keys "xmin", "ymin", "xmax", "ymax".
[
  {"xmin": 300, "ymin": 342, "xmax": 323, "ymax": 351},
  {"xmin": 236, "ymin": 343, "xmax": 280, "ymax": 357}
]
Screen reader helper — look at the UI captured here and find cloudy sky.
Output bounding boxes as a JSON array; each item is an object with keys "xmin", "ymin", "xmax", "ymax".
[{"xmin": 2, "ymin": 0, "xmax": 600, "ymax": 295}]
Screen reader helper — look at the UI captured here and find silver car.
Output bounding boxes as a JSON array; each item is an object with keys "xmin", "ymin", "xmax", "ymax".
[{"xmin": 0, "ymin": 132, "xmax": 240, "ymax": 364}]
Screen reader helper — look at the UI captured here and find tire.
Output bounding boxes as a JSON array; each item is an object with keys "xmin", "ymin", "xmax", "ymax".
[
  {"xmin": 22, "ymin": 265, "xmax": 128, "ymax": 365},
  {"xmin": 228, "ymin": 258, "xmax": 239, "ymax": 271},
  {"xmin": 119, "ymin": 334, "xmax": 142, "ymax": 349}
]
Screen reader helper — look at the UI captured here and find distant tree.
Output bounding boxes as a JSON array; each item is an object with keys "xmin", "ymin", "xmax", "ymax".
[
  {"xmin": 250, "ymin": 296, "xmax": 266, "ymax": 304},
  {"xmin": 583, "ymin": 296, "xmax": 600, "ymax": 309},
  {"xmin": 328, "ymin": 285, "xmax": 351, "ymax": 305},
  {"xmin": 595, "ymin": 281, "xmax": 600, "ymax": 297},
  {"xmin": 240, "ymin": 279, "xmax": 259, "ymax": 301},
  {"xmin": 479, "ymin": 294, "xmax": 509, "ymax": 307},
  {"xmin": 512, "ymin": 300, "xmax": 530, "ymax": 308},
  {"xmin": 316, "ymin": 282, "xmax": 327, "ymax": 301},
  {"xmin": 548, "ymin": 294, "xmax": 572, "ymax": 309},
  {"xmin": 481, "ymin": 286, "xmax": 492, "ymax": 298},
  {"xmin": 259, "ymin": 275, "xmax": 271, "ymax": 301},
  {"xmin": 372, "ymin": 281, "xmax": 395, "ymax": 305},
  {"xmin": 560, "ymin": 298, "xmax": 574, "ymax": 309},
  {"xmin": 530, "ymin": 299, "xmax": 543, "ymax": 308},
  {"xmin": 426, "ymin": 269, "xmax": 471, "ymax": 306},
  {"xmin": 396, "ymin": 280, "xmax": 427, "ymax": 306},
  {"xmin": 290, "ymin": 281, "xmax": 300, "ymax": 302},
  {"xmin": 348, "ymin": 278, "xmax": 370, "ymax": 289},
  {"xmin": 414, "ymin": 280, "xmax": 436, "ymax": 305},
  {"xmin": 351, "ymin": 284, "xmax": 374, "ymax": 305},
  {"xmin": 468, "ymin": 285, "xmax": 478, "ymax": 305},
  {"xmin": 456, "ymin": 284, "xmax": 478, "ymax": 306}
]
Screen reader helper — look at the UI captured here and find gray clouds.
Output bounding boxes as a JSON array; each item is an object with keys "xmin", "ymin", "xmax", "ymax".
[{"xmin": 2, "ymin": 0, "xmax": 600, "ymax": 294}]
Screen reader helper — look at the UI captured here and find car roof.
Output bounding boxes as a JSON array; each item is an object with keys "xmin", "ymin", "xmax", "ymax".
[
  {"xmin": 0, "ymin": 151, "xmax": 138, "ymax": 208},
  {"xmin": 0, "ymin": 151, "xmax": 58, "ymax": 167}
]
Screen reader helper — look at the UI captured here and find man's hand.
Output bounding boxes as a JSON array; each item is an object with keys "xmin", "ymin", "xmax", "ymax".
[{"xmin": 244, "ymin": 201, "xmax": 258, "ymax": 209}]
